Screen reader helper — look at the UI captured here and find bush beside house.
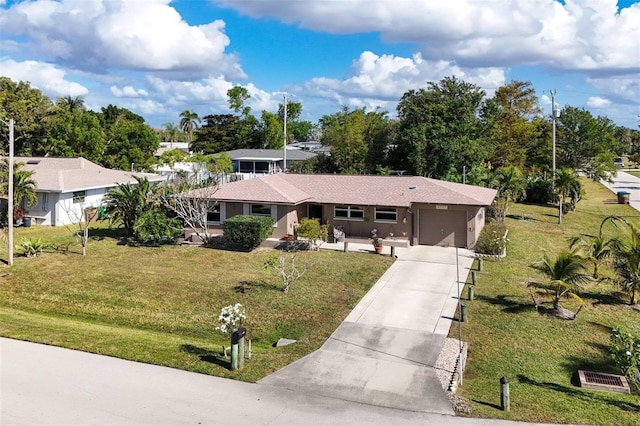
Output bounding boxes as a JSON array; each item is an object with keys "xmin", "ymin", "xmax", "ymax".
[{"xmin": 223, "ymin": 215, "xmax": 275, "ymax": 249}]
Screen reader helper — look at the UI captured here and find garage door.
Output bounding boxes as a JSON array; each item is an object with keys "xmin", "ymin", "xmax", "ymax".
[{"xmin": 418, "ymin": 209, "xmax": 467, "ymax": 247}]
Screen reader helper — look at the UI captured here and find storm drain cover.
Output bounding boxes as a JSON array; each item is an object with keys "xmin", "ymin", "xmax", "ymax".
[{"xmin": 578, "ymin": 370, "xmax": 630, "ymax": 394}]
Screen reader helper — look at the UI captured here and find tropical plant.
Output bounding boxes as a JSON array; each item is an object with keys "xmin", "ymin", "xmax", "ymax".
[
  {"xmin": 555, "ymin": 167, "xmax": 581, "ymax": 224},
  {"xmin": 17, "ymin": 237, "xmax": 49, "ymax": 257},
  {"xmin": 161, "ymin": 122, "xmax": 181, "ymax": 146},
  {"xmin": 133, "ymin": 208, "xmax": 182, "ymax": 245},
  {"xmin": 57, "ymin": 95, "xmax": 85, "ymax": 112},
  {"xmin": 600, "ymin": 215, "xmax": 640, "ymax": 305},
  {"xmin": 568, "ymin": 232, "xmax": 615, "ymax": 279},
  {"xmin": 609, "ymin": 328, "xmax": 640, "ymax": 392},
  {"xmin": 103, "ymin": 176, "xmax": 153, "ymax": 238},
  {"xmin": 527, "ymin": 248, "xmax": 592, "ymax": 318},
  {"xmin": 215, "ymin": 303, "xmax": 246, "ymax": 335},
  {"xmin": 490, "ymin": 165, "xmax": 526, "ymax": 224},
  {"xmin": 179, "ymin": 109, "xmax": 201, "ymax": 145},
  {"xmin": 0, "ymin": 159, "xmax": 38, "ymax": 210}
]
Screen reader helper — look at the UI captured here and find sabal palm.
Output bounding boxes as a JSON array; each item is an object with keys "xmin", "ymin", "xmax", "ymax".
[
  {"xmin": 179, "ymin": 110, "xmax": 200, "ymax": 144},
  {"xmin": 0, "ymin": 160, "xmax": 38, "ymax": 209},
  {"xmin": 103, "ymin": 177, "xmax": 152, "ymax": 237},
  {"xmin": 162, "ymin": 122, "xmax": 180, "ymax": 144},
  {"xmin": 555, "ymin": 167, "xmax": 580, "ymax": 224},
  {"xmin": 529, "ymin": 248, "xmax": 591, "ymax": 310}
]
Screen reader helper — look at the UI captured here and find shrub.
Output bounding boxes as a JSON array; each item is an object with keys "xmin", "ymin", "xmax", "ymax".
[
  {"xmin": 525, "ymin": 174, "xmax": 555, "ymax": 204},
  {"xmin": 295, "ymin": 218, "xmax": 328, "ymax": 249},
  {"xmin": 134, "ymin": 208, "xmax": 182, "ymax": 245},
  {"xmin": 610, "ymin": 328, "xmax": 640, "ymax": 392},
  {"xmin": 475, "ymin": 223, "xmax": 508, "ymax": 255},
  {"xmin": 223, "ymin": 215, "xmax": 275, "ymax": 249},
  {"xmin": 17, "ymin": 238, "xmax": 49, "ymax": 257}
]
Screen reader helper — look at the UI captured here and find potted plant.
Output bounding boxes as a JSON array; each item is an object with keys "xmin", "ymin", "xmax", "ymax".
[{"xmin": 371, "ymin": 229, "xmax": 383, "ymax": 254}]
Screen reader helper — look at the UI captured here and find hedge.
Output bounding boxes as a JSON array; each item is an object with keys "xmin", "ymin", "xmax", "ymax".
[{"xmin": 223, "ymin": 215, "xmax": 275, "ymax": 249}]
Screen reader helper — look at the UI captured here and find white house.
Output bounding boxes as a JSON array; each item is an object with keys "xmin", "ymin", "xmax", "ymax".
[{"xmin": 16, "ymin": 157, "xmax": 165, "ymax": 226}]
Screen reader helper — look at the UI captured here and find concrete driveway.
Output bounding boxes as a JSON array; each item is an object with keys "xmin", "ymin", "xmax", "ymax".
[{"xmin": 260, "ymin": 246, "xmax": 475, "ymax": 414}]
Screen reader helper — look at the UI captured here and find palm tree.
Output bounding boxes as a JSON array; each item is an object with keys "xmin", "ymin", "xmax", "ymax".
[
  {"xmin": 103, "ymin": 177, "xmax": 152, "ymax": 238},
  {"xmin": 607, "ymin": 217, "xmax": 640, "ymax": 305},
  {"xmin": 162, "ymin": 122, "xmax": 180, "ymax": 148},
  {"xmin": 555, "ymin": 168, "xmax": 581, "ymax": 224},
  {"xmin": 527, "ymin": 248, "xmax": 592, "ymax": 318},
  {"xmin": 0, "ymin": 159, "xmax": 38, "ymax": 210},
  {"xmin": 490, "ymin": 165, "xmax": 526, "ymax": 224},
  {"xmin": 568, "ymin": 232, "xmax": 615, "ymax": 279},
  {"xmin": 57, "ymin": 95, "xmax": 85, "ymax": 112},
  {"xmin": 179, "ymin": 110, "xmax": 200, "ymax": 146}
]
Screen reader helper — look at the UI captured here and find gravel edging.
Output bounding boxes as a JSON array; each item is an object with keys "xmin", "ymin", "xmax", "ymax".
[{"xmin": 435, "ymin": 337, "xmax": 473, "ymax": 414}]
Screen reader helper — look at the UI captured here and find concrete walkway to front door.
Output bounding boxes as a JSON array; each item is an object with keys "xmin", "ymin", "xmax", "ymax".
[{"xmin": 260, "ymin": 245, "xmax": 475, "ymax": 415}]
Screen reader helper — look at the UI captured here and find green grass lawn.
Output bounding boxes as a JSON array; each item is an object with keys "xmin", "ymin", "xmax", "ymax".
[
  {"xmin": 0, "ymin": 224, "xmax": 392, "ymax": 382},
  {"xmin": 456, "ymin": 179, "xmax": 640, "ymax": 425}
]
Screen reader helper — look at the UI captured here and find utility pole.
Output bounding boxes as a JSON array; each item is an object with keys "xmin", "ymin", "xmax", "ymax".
[
  {"xmin": 283, "ymin": 94, "xmax": 287, "ymax": 172},
  {"xmin": 551, "ymin": 90, "xmax": 557, "ymax": 176},
  {"xmin": 0, "ymin": 118, "xmax": 15, "ymax": 266}
]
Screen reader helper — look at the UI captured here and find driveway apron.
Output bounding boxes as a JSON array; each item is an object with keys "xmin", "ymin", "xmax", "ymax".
[{"xmin": 260, "ymin": 246, "xmax": 475, "ymax": 414}]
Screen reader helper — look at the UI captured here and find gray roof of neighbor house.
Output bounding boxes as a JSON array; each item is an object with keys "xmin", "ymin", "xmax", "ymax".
[
  {"xmin": 200, "ymin": 173, "xmax": 497, "ymax": 207},
  {"xmin": 225, "ymin": 149, "xmax": 316, "ymax": 161},
  {"xmin": 15, "ymin": 157, "xmax": 165, "ymax": 193}
]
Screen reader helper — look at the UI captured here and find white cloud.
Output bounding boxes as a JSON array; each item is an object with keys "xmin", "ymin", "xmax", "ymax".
[
  {"xmin": 0, "ymin": 0, "xmax": 245, "ymax": 79},
  {"xmin": 215, "ymin": 0, "xmax": 640, "ymax": 74},
  {"xmin": 293, "ymin": 51, "xmax": 505, "ymax": 109},
  {"xmin": 0, "ymin": 58, "xmax": 88, "ymax": 98},
  {"xmin": 110, "ymin": 85, "xmax": 149, "ymax": 98},
  {"xmin": 586, "ymin": 96, "xmax": 612, "ymax": 108}
]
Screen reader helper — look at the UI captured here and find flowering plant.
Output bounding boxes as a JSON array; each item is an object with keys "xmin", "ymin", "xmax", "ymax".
[
  {"xmin": 216, "ymin": 303, "xmax": 246, "ymax": 334},
  {"xmin": 610, "ymin": 328, "xmax": 640, "ymax": 391},
  {"xmin": 371, "ymin": 229, "xmax": 383, "ymax": 248}
]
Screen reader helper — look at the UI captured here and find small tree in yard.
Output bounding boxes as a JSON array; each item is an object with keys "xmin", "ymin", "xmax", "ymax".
[
  {"xmin": 265, "ymin": 249, "xmax": 308, "ymax": 293},
  {"xmin": 159, "ymin": 182, "xmax": 221, "ymax": 246},
  {"xmin": 295, "ymin": 218, "xmax": 328, "ymax": 250},
  {"xmin": 60, "ymin": 202, "xmax": 99, "ymax": 256}
]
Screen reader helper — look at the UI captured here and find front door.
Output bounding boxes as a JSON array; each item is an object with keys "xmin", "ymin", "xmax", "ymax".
[{"xmin": 308, "ymin": 204, "xmax": 323, "ymax": 221}]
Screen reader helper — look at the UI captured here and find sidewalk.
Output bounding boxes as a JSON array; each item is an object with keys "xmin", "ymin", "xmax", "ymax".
[{"xmin": 601, "ymin": 169, "xmax": 640, "ymax": 212}]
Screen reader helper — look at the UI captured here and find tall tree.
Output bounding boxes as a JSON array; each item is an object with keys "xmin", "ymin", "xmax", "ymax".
[
  {"xmin": 320, "ymin": 107, "xmax": 368, "ymax": 174},
  {"xmin": 0, "ymin": 77, "xmax": 52, "ymax": 156},
  {"xmin": 47, "ymin": 108, "xmax": 105, "ymax": 163},
  {"xmin": 227, "ymin": 86, "xmax": 251, "ymax": 116},
  {"xmin": 179, "ymin": 109, "xmax": 201, "ymax": 145},
  {"xmin": 481, "ymin": 81, "xmax": 542, "ymax": 168},
  {"xmin": 192, "ymin": 114, "xmax": 242, "ymax": 154},
  {"xmin": 103, "ymin": 119, "xmax": 159, "ymax": 171},
  {"xmin": 162, "ymin": 122, "xmax": 181, "ymax": 146},
  {"xmin": 393, "ymin": 76, "xmax": 487, "ymax": 178},
  {"xmin": 557, "ymin": 106, "xmax": 617, "ymax": 180},
  {"xmin": 57, "ymin": 95, "xmax": 86, "ymax": 112}
]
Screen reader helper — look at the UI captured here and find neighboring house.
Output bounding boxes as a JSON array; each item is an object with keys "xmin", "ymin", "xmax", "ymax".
[
  {"xmin": 185, "ymin": 174, "xmax": 497, "ymax": 248},
  {"xmin": 226, "ymin": 149, "xmax": 316, "ymax": 177},
  {"xmin": 154, "ymin": 142, "xmax": 190, "ymax": 157},
  {"xmin": 17, "ymin": 157, "xmax": 165, "ymax": 226}
]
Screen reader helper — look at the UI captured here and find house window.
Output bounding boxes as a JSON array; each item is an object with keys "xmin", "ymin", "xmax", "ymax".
[
  {"xmin": 72, "ymin": 191, "xmax": 86, "ymax": 204},
  {"xmin": 334, "ymin": 205, "xmax": 364, "ymax": 220},
  {"xmin": 375, "ymin": 207, "xmax": 397, "ymax": 223},
  {"xmin": 207, "ymin": 207, "xmax": 220, "ymax": 223},
  {"xmin": 251, "ymin": 204, "xmax": 272, "ymax": 216}
]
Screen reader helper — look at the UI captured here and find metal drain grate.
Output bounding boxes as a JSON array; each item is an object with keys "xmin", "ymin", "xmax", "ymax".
[{"xmin": 578, "ymin": 370, "xmax": 630, "ymax": 394}]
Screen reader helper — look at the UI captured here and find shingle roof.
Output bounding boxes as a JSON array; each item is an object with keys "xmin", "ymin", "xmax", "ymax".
[
  {"xmin": 210, "ymin": 174, "xmax": 496, "ymax": 207},
  {"xmin": 225, "ymin": 149, "xmax": 316, "ymax": 161},
  {"xmin": 15, "ymin": 157, "xmax": 165, "ymax": 193}
]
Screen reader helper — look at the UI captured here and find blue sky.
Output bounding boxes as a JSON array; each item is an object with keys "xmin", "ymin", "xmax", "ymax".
[{"xmin": 1, "ymin": 0, "xmax": 639, "ymax": 129}]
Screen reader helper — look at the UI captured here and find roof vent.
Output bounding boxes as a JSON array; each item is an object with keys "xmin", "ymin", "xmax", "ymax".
[
  {"xmin": 409, "ymin": 185, "xmax": 417, "ymax": 189},
  {"xmin": 26, "ymin": 160, "xmax": 40, "ymax": 165}
]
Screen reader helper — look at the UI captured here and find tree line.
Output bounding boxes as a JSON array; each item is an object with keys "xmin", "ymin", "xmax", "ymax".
[{"xmin": 2, "ymin": 75, "xmax": 638, "ymax": 182}]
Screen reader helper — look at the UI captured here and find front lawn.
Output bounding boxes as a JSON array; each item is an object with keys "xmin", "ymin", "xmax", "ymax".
[
  {"xmin": 0, "ymin": 225, "xmax": 392, "ymax": 382},
  {"xmin": 457, "ymin": 179, "xmax": 640, "ymax": 426}
]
